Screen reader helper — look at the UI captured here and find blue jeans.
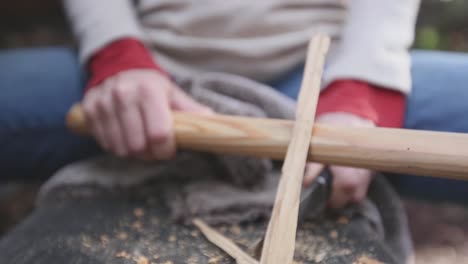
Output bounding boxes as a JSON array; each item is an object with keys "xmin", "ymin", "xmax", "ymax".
[{"xmin": 1, "ymin": 48, "xmax": 467, "ymax": 202}]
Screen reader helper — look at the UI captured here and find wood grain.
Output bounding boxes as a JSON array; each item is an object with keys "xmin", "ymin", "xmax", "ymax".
[
  {"xmin": 193, "ymin": 219, "xmax": 258, "ymax": 264},
  {"xmin": 259, "ymin": 34, "xmax": 330, "ymax": 264},
  {"xmin": 67, "ymin": 104, "xmax": 468, "ymax": 180}
]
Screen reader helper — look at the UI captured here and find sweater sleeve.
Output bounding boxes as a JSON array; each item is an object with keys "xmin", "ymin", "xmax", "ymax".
[
  {"xmin": 63, "ymin": 0, "xmax": 145, "ymax": 64},
  {"xmin": 85, "ymin": 38, "xmax": 167, "ymax": 92},
  {"xmin": 322, "ymin": 0, "xmax": 421, "ymax": 94},
  {"xmin": 317, "ymin": 80, "xmax": 405, "ymax": 128}
]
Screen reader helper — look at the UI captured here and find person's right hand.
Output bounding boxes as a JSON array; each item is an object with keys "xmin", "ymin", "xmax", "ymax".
[{"xmin": 82, "ymin": 69, "xmax": 213, "ymax": 159}]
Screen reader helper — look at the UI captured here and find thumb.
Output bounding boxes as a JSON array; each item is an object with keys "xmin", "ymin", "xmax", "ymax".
[
  {"xmin": 303, "ymin": 162, "xmax": 325, "ymax": 187},
  {"xmin": 170, "ymin": 86, "xmax": 214, "ymax": 114}
]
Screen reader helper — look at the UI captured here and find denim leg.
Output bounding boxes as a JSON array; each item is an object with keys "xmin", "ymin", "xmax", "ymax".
[
  {"xmin": 389, "ymin": 51, "xmax": 468, "ymax": 203},
  {"xmin": 0, "ymin": 48, "xmax": 100, "ymax": 181}
]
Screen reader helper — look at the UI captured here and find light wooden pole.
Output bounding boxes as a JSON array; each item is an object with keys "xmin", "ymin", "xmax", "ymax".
[{"xmin": 67, "ymin": 104, "xmax": 468, "ymax": 180}]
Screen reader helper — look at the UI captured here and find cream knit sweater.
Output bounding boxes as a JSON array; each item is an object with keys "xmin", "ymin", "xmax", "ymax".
[{"xmin": 63, "ymin": 0, "xmax": 421, "ymax": 93}]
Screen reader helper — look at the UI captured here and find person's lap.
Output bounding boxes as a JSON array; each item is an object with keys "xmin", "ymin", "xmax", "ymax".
[{"xmin": 0, "ymin": 47, "xmax": 466, "ymax": 202}]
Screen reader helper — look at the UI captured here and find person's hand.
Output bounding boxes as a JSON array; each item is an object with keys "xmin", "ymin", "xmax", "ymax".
[
  {"xmin": 303, "ymin": 112, "xmax": 375, "ymax": 209},
  {"xmin": 82, "ymin": 69, "xmax": 213, "ymax": 159}
]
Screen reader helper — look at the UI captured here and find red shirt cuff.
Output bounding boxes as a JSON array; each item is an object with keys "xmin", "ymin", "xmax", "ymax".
[
  {"xmin": 85, "ymin": 38, "xmax": 167, "ymax": 92},
  {"xmin": 316, "ymin": 80, "xmax": 406, "ymax": 128}
]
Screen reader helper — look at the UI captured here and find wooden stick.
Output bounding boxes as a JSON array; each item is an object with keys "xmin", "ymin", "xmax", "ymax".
[
  {"xmin": 193, "ymin": 218, "xmax": 258, "ymax": 264},
  {"xmin": 67, "ymin": 107, "xmax": 468, "ymax": 180},
  {"xmin": 67, "ymin": 104, "xmax": 468, "ymax": 180},
  {"xmin": 259, "ymin": 34, "xmax": 330, "ymax": 264}
]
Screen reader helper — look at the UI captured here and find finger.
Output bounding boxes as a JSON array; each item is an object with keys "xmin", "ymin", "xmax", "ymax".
[
  {"xmin": 82, "ymin": 90, "xmax": 109, "ymax": 150},
  {"xmin": 170, "ymin": 86, "xmax": 213, "ymax": 114},
  {"xmin": 112, "ymin": 85, "xmax": 146, "ymax": 155},
  {"xmin": 328, "ymin": 166, "xmax": 373, "ymax": 209},
  {"xmin": 96, "ymin": 90, "xmax": 127, "ymax": 157},
  {"xmin": 303, "ymin": 162, "xmax": 325, "ymax": 187},
  {"xmin": 140, "ymin": 85, "xmax": 176, "ymax": 160}
]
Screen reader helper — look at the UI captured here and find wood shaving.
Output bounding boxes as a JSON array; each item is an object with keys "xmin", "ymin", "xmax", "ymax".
[
  {"xmin": 100, "ymin": 235, "xmax": 109, "ymax": 244},
  {"xmin": 134, "ymin": 208, "xmax": 145, "ymax": 218},
  {"xmin": 230, "ymin": 224, "xmax": 241, "ymax": 235},
  {"xmin": 116, "ymin": 251, "xmax": 131, "ymax": 259},
  {"xmin": 117, "ymin": 232, "xmax": 128, "ymax": 240},
  {"xmin": 208, "ymin": 256, "xmax": 222, "ymax": 264},
  {"xmin": 81, "ymin": 236, "xmax": 92, "ymax": 248},
  {"xmin": 132, "ymin": 221, "xmax": 143, "ymax": 231},
  {"xmin": 168, "ymin": 235, "xmax": 176, "ymax": 242},
  {"xmin": 82, "ymin": 241, "xmax": 91, "ymax": 248},
  {"xmin": 337, "ymin": 216, "xmax": 349, "ymax": 225},
  {"xmin": 186, "ymin": 255, "xmax": 199, "ymax": 264},
  {"xmin": 191, "ymin": 230, "xmax": 199, "ymax": 237},
  {"xmin": 133, "ymin": 255, "xmax": 149, "ymax": 264},
  {"xmin": 314, "ymin": 251, "xmax": 326, "ymax": 262},
  {"xmin": 353, "ymin": 255, "xmax": 384, "ymax": 264}
]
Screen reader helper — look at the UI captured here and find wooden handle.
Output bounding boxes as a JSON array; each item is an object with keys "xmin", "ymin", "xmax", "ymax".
[{"xmin": 67, "ymin": 104, "xmax": 468, "ymax": 180}]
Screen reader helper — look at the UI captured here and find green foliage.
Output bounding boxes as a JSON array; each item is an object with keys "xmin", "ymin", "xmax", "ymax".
[{"xmin": 414, "ymin": 0, "xmax": 468, "ymax": 51}]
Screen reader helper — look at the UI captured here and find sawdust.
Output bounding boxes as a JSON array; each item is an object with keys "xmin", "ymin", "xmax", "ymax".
[
  {"xmin": 100, "ymin": 235, "xmax": 109, "ymax": 245},
  {"xmin": 134, "ymin": 208, "xmax": 145, "ymax": 218},
  {"xmin": 208, "ymin": 256, "xmax": 222, "ymax": 263},
  {"xmin": 168, "ymin": 234, "xmax": 176, "ymax": 242},
  {"xmin": 117, "ymin": 231, "xmax": 129, "ymax": 240},
  {"xmin": 191, "ymin": 230, "xmax": 200, "ymax": 237},
  {"xmin": 314, "ymin": 251, "xmax": 327, "ymax": 262},
  {"xmin": 353, "ymin": 255, "xmax": 384, "ymax": 264},
  {"xmin": 186, "ymin": 255, "xmax": 200, "ymax": 264},
  {"xmin": 229, "ymin": 224, "xmax": 241, "ymax": 235},
  {"xmin": 337, "ymin": 216, "xmax": 349, "ymax": 225},
  {"xmin": 132, "ymin": 221, "xmax": 143, "ymax": 231},
  {"xmin": 58, "ymin": 190, "xmax": 385, "ymax": 264},
  {"xmin": 81, "ymin": 235, "xmax": 92, "ymax": 248},
  {"xmin": 116, "ymin": 251, "xmax": 131, "ymax": 259},
  {"xmin": 134, "ymin": 255, "xmax": 149, "ymax": 264}
]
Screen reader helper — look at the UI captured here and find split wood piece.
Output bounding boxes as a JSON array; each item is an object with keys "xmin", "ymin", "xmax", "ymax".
[
  {"xmin": 193, "ymin": 218, "xmax": 258, "ymax": 264},
  {"xmin": 259, "ymin": 34, "xmax": 330, "ymax": 264},
  {"xmin": 67, "ymin": 105, "xmax": 468, "ymax": 180}
]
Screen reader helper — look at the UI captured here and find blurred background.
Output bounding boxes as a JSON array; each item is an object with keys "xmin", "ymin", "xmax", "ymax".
[
  {"xmin": 0, "ymin": 0, "xmax": 467, "ymax": 51},
  {"xmin": 0, "ymin": 1, "xmax": 467, "ymax": 264}
]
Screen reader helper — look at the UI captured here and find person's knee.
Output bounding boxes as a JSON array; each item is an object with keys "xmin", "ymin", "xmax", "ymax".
[
  {"xmin": 411, "ymin": 50, "xmax": 468, "ymax": 74},
  {"xmin": 0, "ymin": 47, "xmax": 84, "ymax": 91},
  {"xmin": 0, "ymin": 47, "xmax": 84, "ymax": 114}
]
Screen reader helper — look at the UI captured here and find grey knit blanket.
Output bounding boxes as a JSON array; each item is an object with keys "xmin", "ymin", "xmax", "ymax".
[{"xmin": 37, "ymin": 72, "xmax": 413, "ymax": 263}]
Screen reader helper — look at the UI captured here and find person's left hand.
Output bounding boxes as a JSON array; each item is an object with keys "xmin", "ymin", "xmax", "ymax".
[{"xmin": 303, "ymin": 112, "xmax": 376, "ymax": 209}]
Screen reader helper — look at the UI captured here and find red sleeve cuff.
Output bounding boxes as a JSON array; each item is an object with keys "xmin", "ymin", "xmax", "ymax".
[
  {"xmin": 316, "ymin": 80, "xmax": 406, "ymax": 128},
  {"xmin": 85, "ymin": 38, "xmax": 167, "ymax": 92}
]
